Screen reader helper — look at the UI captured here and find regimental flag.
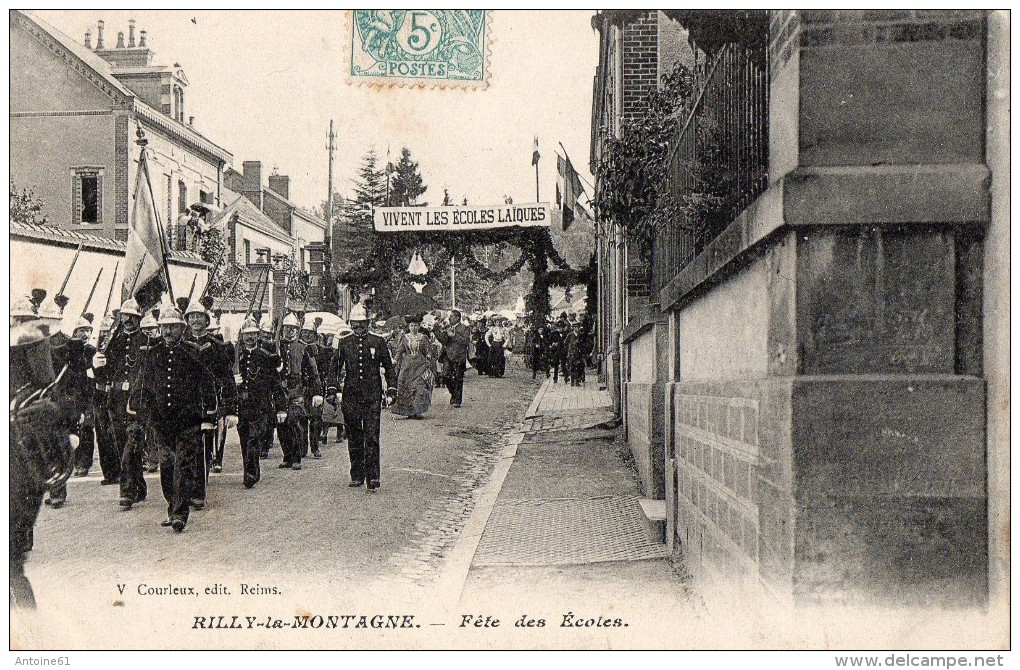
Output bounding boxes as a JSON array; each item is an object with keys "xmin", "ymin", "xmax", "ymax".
[
  {"xmin": 122, "ymin": 148, "xmax": 171, "ymax": 312},
  {"xmin": 557, "ymin": 153, "xmax": 584, "ymax": 231},
  {"xmin": 531, "ymin": 136, "xmax": 540, "ymax": 166}
]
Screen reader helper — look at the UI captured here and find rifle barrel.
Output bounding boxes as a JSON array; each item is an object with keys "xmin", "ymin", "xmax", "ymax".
[
  {"xmin": 103, "ymin": 262, "xmax": 120, "ymax": 316},
  {"xmin": 57, "ymin": 241, "xmax": 85, "ymax": 296},
  {"xmin": 80, "ymin": 267, "xmax": 104, "ymax": 317}
]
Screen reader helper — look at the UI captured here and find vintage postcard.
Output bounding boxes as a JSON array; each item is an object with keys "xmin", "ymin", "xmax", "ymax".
[{"xmin": 6, "ymin": 8, "xmax": 1010, "ymax": 659}]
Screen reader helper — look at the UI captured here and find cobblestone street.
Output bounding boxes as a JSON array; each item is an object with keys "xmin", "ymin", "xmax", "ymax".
[
  {"xmin": 15, "ymin": 366, "xmax": 542, "ymax": 648},
  {"xmin": 14, "ymin": 363, "xmax": 705, "ymax": 649}
]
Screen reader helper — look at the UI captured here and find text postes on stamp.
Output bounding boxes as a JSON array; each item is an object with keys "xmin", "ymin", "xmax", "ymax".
[{"xmin": 349, "ymin": 10, "xmax": 489, "ymax": 89}]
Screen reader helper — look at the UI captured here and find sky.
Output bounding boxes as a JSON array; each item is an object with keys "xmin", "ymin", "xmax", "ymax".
[{"xmin": 36, "ymin": 10, "xmax": 599, "ymax": 213}]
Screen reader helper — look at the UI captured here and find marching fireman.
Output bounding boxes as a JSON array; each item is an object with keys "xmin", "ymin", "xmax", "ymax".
[
  {"xmin": 184, "ymin": 300, "xmax": 236, "ymax": 509},
  {"xmin": 299, "ymin": 317, "xmax": 324, "ymax": 459},
  {"xmin": 128, "ymin": 307, "xmax": 236, "ymax": 532},
  {"xmin": 91, "ymin": 298, "xmax": 147, "ymax": 510},
  {"xmin": 326, "ymin": 303, "xmax": 397, "ymax": 493},
  {"xmin": 277, "ymin": 313, "xmax": 323, "ymax": 470},
  {"xmin": 138, "ymin": 311, "xmax": 161, "ymax": 473},
  {"xmin": 257, "ymin": 315, "xmax": 280, "ymax": 459},
  {"xmin": 90, "ymin": 314, "xmax": 118, "ymax": 484},
  {"xmin": 235, "ymin": 317, "xmax": 287, "ymax": 488},
  {"xmin": 316, "ymin": 326, "xmax": 339, "ymax": 445},
  {"xmin": 69, "ymin": 315, "xmax": 98, "ymax": 478}
]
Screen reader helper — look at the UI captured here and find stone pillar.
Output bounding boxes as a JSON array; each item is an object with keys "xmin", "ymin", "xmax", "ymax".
[
  {"xmin": 270, "ymin": 257, "xmax": 290, "ymax": 327},
  {"xmin": 245, "ymin": 260, "xmax": 272, "ymax": 322},
  {"xmin": 305, "ymin": 242, "xmax": 325, "ymax": 309},
  {"xmin": 670, "ymin": 10, "xmax": 990, "ymax": 607}
]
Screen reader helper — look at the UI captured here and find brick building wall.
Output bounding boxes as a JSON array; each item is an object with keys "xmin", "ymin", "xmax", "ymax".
[{"xmin": 621, "ymin": 11, "xmax": 658, "ymax": 126}]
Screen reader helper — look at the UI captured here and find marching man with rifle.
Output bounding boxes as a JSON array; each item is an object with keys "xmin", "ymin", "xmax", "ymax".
[{"xmin": 92, "ymin": 298, "xmax": 148, "ymax": 511}]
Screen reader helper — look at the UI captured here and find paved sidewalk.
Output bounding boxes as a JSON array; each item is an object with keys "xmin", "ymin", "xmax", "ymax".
[{"xmin": 437, "ymin": 373, "xmax": 700, "ymax": 648}]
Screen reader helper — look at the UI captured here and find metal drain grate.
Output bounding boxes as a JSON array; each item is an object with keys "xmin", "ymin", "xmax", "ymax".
[{"xmin": 473, "ymin": 496, "xmax": 667, "ymax": 566}]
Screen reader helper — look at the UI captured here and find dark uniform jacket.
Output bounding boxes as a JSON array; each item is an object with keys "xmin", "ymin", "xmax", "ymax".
[
  {"xmin": 280, "ymin": 339, "xmax": 322, "ymax": 401},
  {"xmin": 50, "ymin": 335, "xmax": 96, "ymax": 415},
  {"xmin": 95, "ymin": 327, "xmax": 147, "ymax": 393},
  {"xmin": 315, "ymin": 344, "xmax": 335, "ymax": 393},
  {"xmin": 128, "ymin": 339, "xmax": 230, "ymax": 430},
  {"xmin": 236, "ymin": 344, "xmax": 287, "ymax": 416},
  {"xmin": 326, "ymin": 332, "xmax": 396, "ymax": 404},
  {"xmin": 190, "ymin": 332, "xmax": 238, "ymax": 415},
  {"xmin": 436, "ymin": 323, "xmax": 471, "ymax": 364}
]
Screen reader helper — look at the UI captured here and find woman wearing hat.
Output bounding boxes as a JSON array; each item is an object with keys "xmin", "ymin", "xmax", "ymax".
[{"xmin": 391, "ymin": 313, "xmax": 436, "ymax": 420}]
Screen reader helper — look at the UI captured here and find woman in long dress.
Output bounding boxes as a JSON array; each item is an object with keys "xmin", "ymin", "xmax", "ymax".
[
  {"xmin": 485, "ymin": 317, "xmax": 507, "ymax": 378},
  {"xmin": 391, "ymin": 314, "xmax": 435, "ymax": 419}
]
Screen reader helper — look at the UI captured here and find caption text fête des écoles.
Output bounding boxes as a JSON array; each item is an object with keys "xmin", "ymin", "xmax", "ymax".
[{"xmin": 191, "ymin": 612, "xmax": 627, "ymax": 630}]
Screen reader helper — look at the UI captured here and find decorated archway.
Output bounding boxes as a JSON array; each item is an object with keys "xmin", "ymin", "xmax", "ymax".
[{"xmin": 335, "ymin": 203, "xmax": 595, "ymax": 327}]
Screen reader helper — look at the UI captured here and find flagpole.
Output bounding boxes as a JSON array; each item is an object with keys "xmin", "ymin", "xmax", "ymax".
[{"xmin": 136, "ymin": 125, "xmax": 176, "ymax": 306}]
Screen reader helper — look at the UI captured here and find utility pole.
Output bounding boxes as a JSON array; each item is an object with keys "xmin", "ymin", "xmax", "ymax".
[
  {"xmin": 325, "ymin": 119, "xmax": 339, "ymax": 311},
  {"xmin": 326, "ymin": 120, "xmax": 336, "ymax": 231}
]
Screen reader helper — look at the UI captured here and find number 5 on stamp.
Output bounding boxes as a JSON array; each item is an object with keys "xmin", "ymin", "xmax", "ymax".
[{"xmin": 349, "ymin": 10, "xmax": 490, "ymax": 89}]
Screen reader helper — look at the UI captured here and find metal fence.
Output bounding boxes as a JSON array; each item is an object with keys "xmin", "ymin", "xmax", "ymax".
[{"xmin": 654, "ymin": 41, "xmax": 769, "ymax": 296}]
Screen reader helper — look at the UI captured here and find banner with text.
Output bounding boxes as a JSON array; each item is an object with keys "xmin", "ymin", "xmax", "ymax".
[{"xmin": 374, "ymin": 203, "xmax": 552, "ymax": 232}]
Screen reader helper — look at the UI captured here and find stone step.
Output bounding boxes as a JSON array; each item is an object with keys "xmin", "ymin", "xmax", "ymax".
[{"xmin": 638, "ymin": 498, "xmax": 666, "ymax": 545}]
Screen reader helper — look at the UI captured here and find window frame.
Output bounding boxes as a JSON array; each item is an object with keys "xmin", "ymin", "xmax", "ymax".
[{"xmin": 70, "ymin": 166, "xmax": 104, "ymax": 226}]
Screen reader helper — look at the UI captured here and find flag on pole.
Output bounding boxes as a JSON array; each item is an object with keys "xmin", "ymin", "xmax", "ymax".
[
  {"xmin": 531, "ymin": 136, "xmax": 540, "ymax": 166},
  {"xmin": 122, "ymin": 147, "xmax": 171, "ymax": 312},
  {"xmin": 557, "ymin": 154, "xmax": 584, "ymax": 231}
]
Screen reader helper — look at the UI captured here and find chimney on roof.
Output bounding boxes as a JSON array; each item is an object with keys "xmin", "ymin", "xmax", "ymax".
[
  {"xmin": 128, "ymin": 19, "xmax": 136, "ymax": 47},
  {"xmin": 116, "ymin": 31, "xmax": 125, "ymax": 49},
  {"xmin": 85, "ymin": 28, "xmax": 92, "ymax": 49},
  {"xmin": 268, "ymin": 174, "xmax": 291, "ymax": 201},
  {"xmin": 139, "ymin": 30, "xmax": 147, "ymax": 47},
  {"xmin": 242, "ymin": 161, "xmax": 263, "ymax": 210},
  {"xmin": 96, "ymin": 20, "xmax": 105, "ymax": 49}
]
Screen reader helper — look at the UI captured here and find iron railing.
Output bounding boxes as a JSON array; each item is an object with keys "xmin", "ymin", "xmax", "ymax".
[{"xmin": 654, "ymin": 41, "xmax": 769, "ymax": 296}]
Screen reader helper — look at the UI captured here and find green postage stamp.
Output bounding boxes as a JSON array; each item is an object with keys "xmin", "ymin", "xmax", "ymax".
[{"xmin": 349, "ymin": 10, "xmax": 490, "ymax": 88}]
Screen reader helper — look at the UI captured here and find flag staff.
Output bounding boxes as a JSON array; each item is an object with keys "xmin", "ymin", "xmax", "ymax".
[{"xmin": 533, "ymin": 135, "xmax": 541, "ymax": 202}]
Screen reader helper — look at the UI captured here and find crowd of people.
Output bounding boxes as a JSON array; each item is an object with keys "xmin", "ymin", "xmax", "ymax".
[{"xmin": 9, "ymin": 286, "xmax": 596, "ymax": 606}]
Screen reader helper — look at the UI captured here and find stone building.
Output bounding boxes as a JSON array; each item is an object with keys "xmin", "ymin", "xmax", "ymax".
[
  {"xmin": 10, "ymin": 11, "xmax": 232, "ymax": 244},
  {"xmin": 591, "ymin": 9, "xmax": 1007, "ymax": 610}
]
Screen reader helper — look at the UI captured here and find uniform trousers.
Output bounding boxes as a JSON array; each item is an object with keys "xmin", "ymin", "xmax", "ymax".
[
  {"xmin": 308, "ymin": 400, "xmax": 324, "ymax": 449},
  {"xmin": 341, "ymin": 398, "xmax": 382, "ymax": 484},
  {"xmin": 237, "ymin": 411, "xmax": 270, "ymax": 487},
  {"xmin": 278, "ymin": 397, "xmax": 308, "ymax": 466},
  {"xmin": 156, "ymin": 425, "xmax": 200, "ymax": 525},
  {"xmin": 443, "ymin": 360, "xmax": 467, "ymax": 406},
  {"xmin": 193, "ymin": 429, "xmax": 215, "ymax": 502},
  {"xmin": 94, "ymin": 393, "xmax": 120, "ymax": 482},
  {"xmin": 111, "ymin": 390, "xmax": 146, "ymax": 503},
  {"xmin": 73, "ymin": 408, "xmax": 96, "ymax": 473}
]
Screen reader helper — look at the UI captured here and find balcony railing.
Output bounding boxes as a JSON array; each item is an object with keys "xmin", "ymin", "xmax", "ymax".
[{"xmin": 654, "ymin": 40, "xmax": 769, "ymax": 295}]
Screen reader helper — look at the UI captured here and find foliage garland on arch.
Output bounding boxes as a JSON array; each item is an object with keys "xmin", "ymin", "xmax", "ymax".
[{"xmin": 337, "ymin": 223, "xmax": 595, "ymax": 328}]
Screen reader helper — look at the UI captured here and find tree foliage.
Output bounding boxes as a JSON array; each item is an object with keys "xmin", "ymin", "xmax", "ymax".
[
  {"xmin": 330, "ymin": 147, "xmax": 594, "ymax": 323},
  {"xmin": 10, "ymin": 178, "xmax": 49, "ymax": 226},
  {"xmin": 592, "ymin": 64, "xmax": 696, "ymax": 259}
]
